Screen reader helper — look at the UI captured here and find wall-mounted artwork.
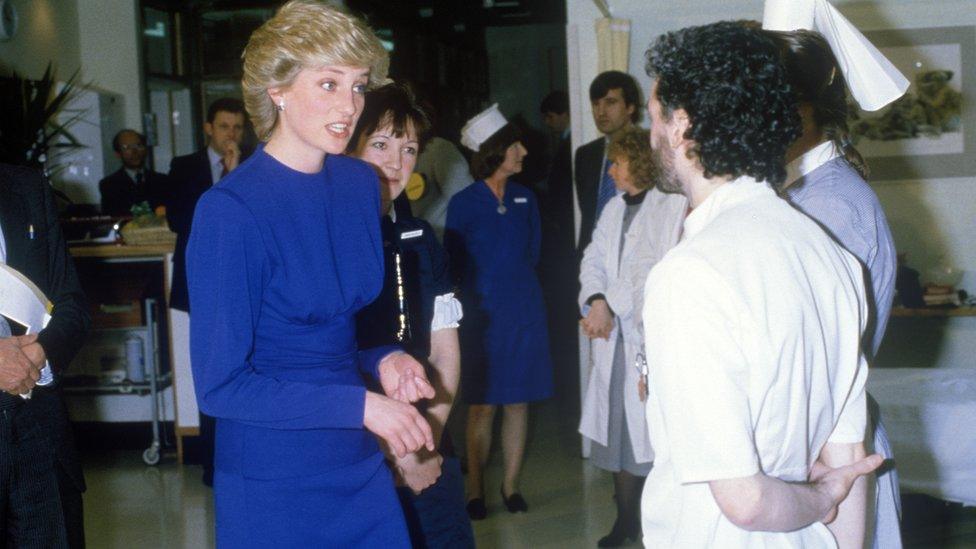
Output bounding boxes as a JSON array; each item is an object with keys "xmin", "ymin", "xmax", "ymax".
[{"xmin": 850, "ymin": 26, "xmax": 975, "ymax": 181}]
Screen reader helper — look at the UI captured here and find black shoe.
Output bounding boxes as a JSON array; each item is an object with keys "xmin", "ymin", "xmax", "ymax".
[
  {"xmin": 501, "ymin": 489, "xmax": 528, "ymax": 513},
  {"xmin": 597, "ymin": 518, "xmax": 638, "ymax": 547},
  {"xmin": 466, "ymin": 498, "xmax": 487, "ymax": 520}
]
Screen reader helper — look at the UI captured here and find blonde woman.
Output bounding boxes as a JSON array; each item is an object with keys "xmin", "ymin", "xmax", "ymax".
[
  {"xmin": 187, "ymin": 2, "xmax": 435, "ymax": 546},
  {"xmin": 578, "ymin": 127, "xmax": 687, "ymax": 546}
]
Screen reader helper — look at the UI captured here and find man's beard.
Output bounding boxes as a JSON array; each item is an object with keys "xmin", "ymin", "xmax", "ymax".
[{"xmin": 650, "ymin": 135, "xmax": 682, "ymax": 194}]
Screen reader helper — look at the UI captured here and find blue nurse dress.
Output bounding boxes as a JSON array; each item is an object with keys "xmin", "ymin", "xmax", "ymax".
[
  {"xmin": 187, "ymin": 147, "xmax": 409, "ymax": 548},
  {"xmin": 445, "ymin": 180, "xmax": 553, "ymax": 404}
]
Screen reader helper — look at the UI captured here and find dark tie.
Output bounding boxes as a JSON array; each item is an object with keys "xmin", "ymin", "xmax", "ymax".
[
  {"xmin": 133, "ymin": 171, "xmax": 147, "ymax": 202},
  {"xmin": 220, "ymin": 160, "xmax": 229, "ymax": 180},
  {"xmin": 595, "ymin": 157, "xmax": 617, "ymax": 221}
]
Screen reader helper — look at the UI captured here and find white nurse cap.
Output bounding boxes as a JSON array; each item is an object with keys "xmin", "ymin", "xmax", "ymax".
[
  {"xmin": 762, "ymin": 0, "xmax": 909, "ymax": 112},
  {"xmin": 460, "ymin": 104, "xmax": 508, "ymax": 152}
]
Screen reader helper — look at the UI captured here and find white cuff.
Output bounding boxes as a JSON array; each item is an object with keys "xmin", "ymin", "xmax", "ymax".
[
  {"xmin": 38, "ymin": 362, "xmax": 53, "ymax": 386},
  {"xmin": 431, "ymin": 293, "xmax": 463, "ymax": 331}
]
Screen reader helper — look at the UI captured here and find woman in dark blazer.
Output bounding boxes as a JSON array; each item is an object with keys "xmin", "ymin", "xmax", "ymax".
[{"xmin": 350, "ymin": 83, "xmax": 474, "ymax": 549}]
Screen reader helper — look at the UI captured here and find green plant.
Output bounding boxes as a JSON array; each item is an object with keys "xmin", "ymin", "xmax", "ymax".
[{"xmin": 0, "ymin": 63, "xmax": 86, "ymax": 175}]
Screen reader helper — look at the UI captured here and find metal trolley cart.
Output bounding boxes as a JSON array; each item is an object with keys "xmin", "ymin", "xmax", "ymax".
[{"xmin": 62, "ymin": 298, "xmax": 171, "ymax": 465}]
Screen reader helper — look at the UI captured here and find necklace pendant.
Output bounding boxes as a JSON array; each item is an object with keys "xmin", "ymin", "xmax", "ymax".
[{"xmin": 497, "ymin": 204, "xmax": 507, "ymax": 215}]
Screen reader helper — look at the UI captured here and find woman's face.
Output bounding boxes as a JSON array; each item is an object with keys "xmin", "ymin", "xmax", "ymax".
[
  {"xmin": 355, "ymin": 121, "xmax": 420, "ymax": 204},
  {"xmin": 271, "ymin": 65, "xmax": 370, "ymax": 156},
  {"xmin": 496, "ymin": 141, "xmax": 528, "ymax": 177},
  {"xmin": 608, "ymin": 154, "xmax": 638, "ymax": 194}
]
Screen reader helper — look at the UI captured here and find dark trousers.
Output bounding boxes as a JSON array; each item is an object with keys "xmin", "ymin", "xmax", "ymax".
[{"xmin": 0, "ymin": 394, "xmax": 83, "ymax": 548}]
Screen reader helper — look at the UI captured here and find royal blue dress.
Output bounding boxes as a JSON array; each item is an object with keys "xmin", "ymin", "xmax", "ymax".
[
  {"xmin": 187, "ymin": 147, "xmax": 409, "ymax": 548},
  {"xmin": 445, "ymin": 180, "xmax": 553, "ymax": 404}
]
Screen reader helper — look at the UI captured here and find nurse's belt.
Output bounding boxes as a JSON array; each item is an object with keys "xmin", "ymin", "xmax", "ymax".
[{"xmin": 763, "ymin": 0, "xmax": 909, "ymax": 112}]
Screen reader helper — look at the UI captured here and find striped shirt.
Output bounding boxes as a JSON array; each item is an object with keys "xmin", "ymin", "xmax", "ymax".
[{"xmin": 783, "ymin": 141, "xmax": 897, "ymax": 359}]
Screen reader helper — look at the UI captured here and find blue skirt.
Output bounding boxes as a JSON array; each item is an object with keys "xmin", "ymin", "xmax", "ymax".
[{"xmin": 213, "ymin": 422, "xmax": 409, "ymax": 548}]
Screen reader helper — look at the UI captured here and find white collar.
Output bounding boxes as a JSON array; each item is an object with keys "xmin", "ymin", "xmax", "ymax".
[
  {"xmin": 682, "ymin": 176, "xmax": 775, "ymax": 241},
  {"xmin": 783, "ymin": 141, "xmax": 840, "ymax": 190}
]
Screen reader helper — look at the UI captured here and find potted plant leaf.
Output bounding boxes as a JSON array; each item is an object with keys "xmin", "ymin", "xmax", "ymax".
[{"xmin": 0, "ymin": 62, "xmax": 85, "ymax": 193}]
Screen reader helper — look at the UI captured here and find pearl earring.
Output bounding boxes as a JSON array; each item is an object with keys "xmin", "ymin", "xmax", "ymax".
[{"xmin": 276, "ymin": 100, "xmax": 285, "ymax": 112}]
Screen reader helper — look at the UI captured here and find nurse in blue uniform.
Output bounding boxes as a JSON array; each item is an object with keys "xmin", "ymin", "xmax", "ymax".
[
  {"xmin": 351, "ymin": 83, "xmax": 475, "ymax": 549},
  {"xmin": 186, "ymin": 3, "xmax": 435, "ymax": 547},
  {"xmin": 445, "ymin": 105, "xmax": 554, "ymax": 520}
]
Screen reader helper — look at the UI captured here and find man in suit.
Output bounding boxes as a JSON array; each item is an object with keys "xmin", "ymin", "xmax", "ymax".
[
  {"xmin": 540, "ymin": 91, "xmax": 572, "ymax": 239},
  {"xmin": 166, "ymin": 97, "xmax": 246, "ymax": 313},
  {"xmin": 574, "ymin": 71, "xmax": 641, "ymax": 255},
  {"xmin": 98, "ymin": 129, "xmax": 169, "ymax": 217},
  {"xmin": 0, "ymin": 163, "xmax": 91, "ymax": 548},
  {"xmin": 165, "ymin": 97, "xmax": 246, "ymax": 488}
]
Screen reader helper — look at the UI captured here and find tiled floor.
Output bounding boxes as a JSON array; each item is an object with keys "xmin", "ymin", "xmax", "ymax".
[{"xmin": 81, "ymin": 396, "xmax": 976, "ymax": 548}]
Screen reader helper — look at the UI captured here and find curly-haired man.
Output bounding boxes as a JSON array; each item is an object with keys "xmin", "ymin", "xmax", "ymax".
[{"xmin": 639, "ymin": 21, "xmax": 882, "ymax": 547}]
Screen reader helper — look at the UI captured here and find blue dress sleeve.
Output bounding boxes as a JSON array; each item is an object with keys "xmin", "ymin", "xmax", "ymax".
[
  {"xmin": 188, "ymin": 188, "xmax": 368, "ymax": 430},
  {"xmin": 357, "ymin": 345, "xmax": 400, "ymax": 380}
]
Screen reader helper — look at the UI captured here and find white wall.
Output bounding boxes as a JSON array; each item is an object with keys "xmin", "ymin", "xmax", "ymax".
[
  {"xmin": 76, "ymin": 0, "xmax": 144, "ymax": 129},
  {"xmin": 0, "ymin": 0, "xmax": 81, "ymax": 78},
  {"xmin": 566, "ymin": 0, "xmax": 976, "ymax": 369},
  {"xmin": 0, "ymin": 0, "xmax": 144, "ymax": 129}
]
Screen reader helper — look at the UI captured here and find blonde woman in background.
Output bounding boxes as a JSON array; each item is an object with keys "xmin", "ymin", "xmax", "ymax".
[
  {"xmin": 186, "ymin": 2, "xmax": 436, "ymax": 546},
  {"xmin": 578, "ymin": 127, "xmax": 687, "ymax": 546}
]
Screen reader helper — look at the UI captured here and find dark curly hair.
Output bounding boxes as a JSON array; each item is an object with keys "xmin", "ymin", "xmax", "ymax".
[
  {"xmin": 469, "ymin": 123, "xmax": 522, "ymax": 180},
  {"xmin": 607, "ymin": 127, "xmax": 655, "ymax": 190},
  {"xmin": 645, "ymin": 21, "xmax": 801, "ymax": 186}
]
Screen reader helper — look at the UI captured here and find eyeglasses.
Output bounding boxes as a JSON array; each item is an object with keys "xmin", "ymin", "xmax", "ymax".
[{"xmin": 119, "ymin": 143, "xmax": 146, "ymax": 152}]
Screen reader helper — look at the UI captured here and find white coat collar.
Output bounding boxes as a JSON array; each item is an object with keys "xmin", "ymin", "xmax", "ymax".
[
  {"xmin": 783, "ymin": 140, "xmax": 840, "ymax": 190},
  {"xmin": 682, "ymin": 176, "xmax": 774, "ymax": 241}
]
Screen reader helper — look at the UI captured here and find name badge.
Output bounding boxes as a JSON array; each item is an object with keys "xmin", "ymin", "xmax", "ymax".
[
  {"xmin": 401, "ymin": 229, "xmax": 423, "ymax": 240},
  {"xmin": 514, "ymin": 197, "xmax": 528, "ymax": 204}
]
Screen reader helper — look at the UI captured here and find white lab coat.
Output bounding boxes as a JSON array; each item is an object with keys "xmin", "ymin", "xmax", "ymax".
[{"xmin": 577, "ymin": 187, "xmax": 687, "ymax": 463}]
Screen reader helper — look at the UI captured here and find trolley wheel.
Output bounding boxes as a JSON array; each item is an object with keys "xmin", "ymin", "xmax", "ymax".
[{"xmin": 143, "ymin": 446, "xmax": 161, "ymax": 466}]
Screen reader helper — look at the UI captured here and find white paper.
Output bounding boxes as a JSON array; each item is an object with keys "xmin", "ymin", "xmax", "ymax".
[
  {"xmin": 762, "ymin": 0, "xmax": 815, "ymax": 31},
  {"xmin": 762, "ymin": 0, "xmax": 909, "ymax": 112},
  {"xmin": 0, "ymin": 263, "xmax": 53, "ymax": 397},
  {"xmin": 814, "ymin": 0, "xmax": 909, "ymax": 112}
]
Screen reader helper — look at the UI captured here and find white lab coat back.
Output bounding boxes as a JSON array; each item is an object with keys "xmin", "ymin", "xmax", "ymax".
[{"xmin": 577, "ymin": 187, "xmax": 687, "ymax": 463}]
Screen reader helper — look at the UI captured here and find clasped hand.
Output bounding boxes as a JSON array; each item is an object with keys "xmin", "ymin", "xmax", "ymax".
[
  {"xmin": 0, "ymin": 334, "xmax": 45, "ymax": 395},
  {"xmin": 580, "ymin": 299, "xmax": 613, "ymax": 340},
  {"xmin": 363, "ymin": 352, "xmax": 437, "ymax": 459},
  {"xmin": 391, "ymin": 448, "xmax": 444, "ymax": 495}
]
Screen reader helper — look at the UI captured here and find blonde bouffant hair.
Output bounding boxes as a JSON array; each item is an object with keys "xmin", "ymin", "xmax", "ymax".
[{"xmin": 242, "ymin": 0, "xmax": 389, "ymax": 139}]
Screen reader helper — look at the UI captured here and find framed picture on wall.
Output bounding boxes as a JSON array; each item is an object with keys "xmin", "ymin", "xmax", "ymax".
[{"xmin": 850, "ymin": 25, "xmax": 976, "ymax": 181}]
